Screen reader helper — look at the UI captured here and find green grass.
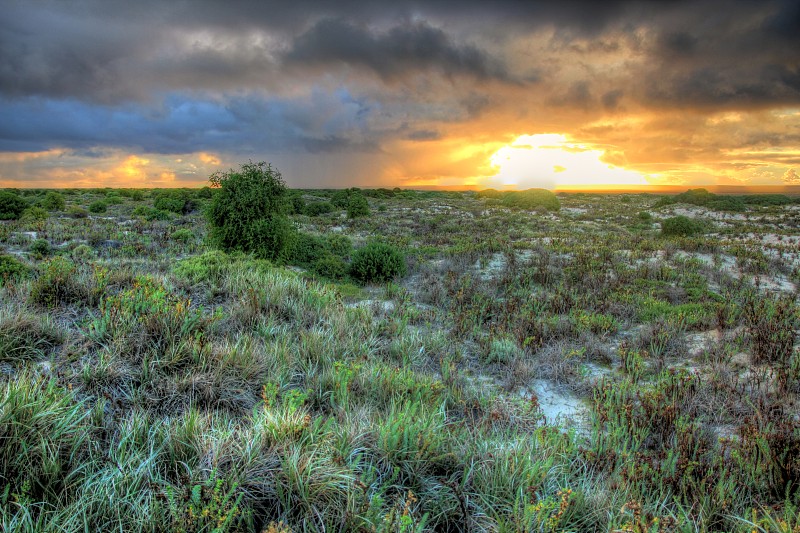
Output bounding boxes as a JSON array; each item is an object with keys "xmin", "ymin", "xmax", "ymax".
[{"xmin": 0, "ymin": 186, "xmax": 799, "ymax": 531}]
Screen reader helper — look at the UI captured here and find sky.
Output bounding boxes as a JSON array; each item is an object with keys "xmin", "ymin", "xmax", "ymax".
[{"xmin": 1, "ymin": 0, "xmax": 799, "ymax": 190}]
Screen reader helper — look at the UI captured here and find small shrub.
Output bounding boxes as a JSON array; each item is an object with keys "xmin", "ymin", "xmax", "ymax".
[
  {"xmin": 0, "ymin": 191, "xmax": 28, "ymax": 220},
  {"xmin": 29, "ymin": 238, "xmax": 51, "ymax": 257},
  {"xmin": 289, "ymin": 193, "xmax": 306, "ymax": 214},
  {"xmin": 65, "ymin": 205, "xmax": 88, "ymax": 219},
  {"xmin": 311, "ymin": 254, "xmax": 347, "ymax": 280},
  {"xmin": 105, "ymin": 195, "xmax": 124, "ymax": 205},
  {"xmin": 0, "ymin": 254, "xmax": 31, "ymax": 282},
  {"xmin": 88, "ymin": 201, "xmax": 108, "ymax": 214},
  {"xmin": 661, "ymin": 215, "xmax": 704, "ymax": 237},
  {"xmin": 638, "ymin": 211, "xmax": 653, "ymax": 222},
  {"xmin": 331, "ymin": 189, "xmax": 350, "ymax": 208},
  {"xmin": 349, "ymin": 242, "xmax": 407, "ymax": 283},
  {"xmin": 41, "ymin": 191, "xmax": 65, "ymax": 211},
  {"xmin": 21, "ymin": 206, "xmax": 49, "ymax": 221},
  {"xmin": 305, "ymin": 201, "xmax": 333, "ymax": 216},
  {"xmin": 289, "ymin": 232, "xmax": 327, "ymax": 267},
  {"xmin": 127, "ymin": 189, "xmax": 145, "ymax": 201},
  {"xmin": 326, "ymin": 234, "xmax": 352, "ymax": 258}
]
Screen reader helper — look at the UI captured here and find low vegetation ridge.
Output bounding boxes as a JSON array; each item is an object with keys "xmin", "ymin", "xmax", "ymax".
[{"xmin": 1, "ymin": 166, "xmax": 800, "ymax": 532}]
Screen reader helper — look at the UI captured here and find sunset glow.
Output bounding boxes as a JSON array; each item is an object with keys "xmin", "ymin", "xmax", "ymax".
[{"xmin": 488, "ymin": 135, "xmax": 649, "ymax": 189}]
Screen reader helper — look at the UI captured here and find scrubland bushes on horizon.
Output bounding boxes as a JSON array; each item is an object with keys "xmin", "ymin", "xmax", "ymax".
[{"xmin": 476, "ymin": 188, "xmax": 561, "ymax": 211}]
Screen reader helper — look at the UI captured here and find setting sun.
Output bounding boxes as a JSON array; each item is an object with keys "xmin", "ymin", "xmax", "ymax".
[{"xmin": 488, "ymin": 134, "xmax": 650, "ymax": 190}]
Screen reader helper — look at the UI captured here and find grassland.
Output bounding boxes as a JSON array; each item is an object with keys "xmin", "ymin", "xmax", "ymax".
[{"xmin": 1, "ymin": 186, "xmax": 799, "ymax": 532}]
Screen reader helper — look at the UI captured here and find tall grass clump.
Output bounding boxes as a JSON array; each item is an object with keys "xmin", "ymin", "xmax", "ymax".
[
  {"xmin": 0, "ymin": 307, "xmax": 64, "ymax": 364},
  {"xmin": 0, "ymin": 374, "xmax": 93, "ymax": 514},
  {"xmin": 29, "ymin": 256, "xmax": 86, "ymax": 308}
]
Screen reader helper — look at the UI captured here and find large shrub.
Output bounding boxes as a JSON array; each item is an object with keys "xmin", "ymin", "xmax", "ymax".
[
  {"xmin": 349, "ymin": 242, "xmax": 407, "ymax": 283},
  {"xmin": 207, "ymin": 161, "xmax": 293, "ymax": 261},
  {"xmin": 0, "ymin": 191, "xmax": 28, "ymax": 220},
  {"xmin": 661, "ymin": 215, "xmax": 703, "ymax": 237}
]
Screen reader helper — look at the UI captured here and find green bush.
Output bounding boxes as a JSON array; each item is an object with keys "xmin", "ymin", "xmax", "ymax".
[
  {"xmin": 311, "ymin": 254, "xmax": 348, "ymax": 280},
  {"xmin": 289, "ymin": 193, "xmax": 306, "ymax": 215},
  {"xmin": 30, "ymin": 238, "xmax": 52, "ymax": 257},
  {"xmin": 331, "ymin": 189, "xmax": 350, "ymax": 208},
  {"xmin": 133, "ymin": 205, "xmax": 172, "ymax": 221},
  {"xmin": 347, "ymin": 193, "xmax": 370, "ymax": 218},
  {"xmin": 349, "ymin": 242, "xmax": 407, "ymax": 283},
  {"xmin": 22, "ymin": 206, "xmax": 49, "ymax": 221},
  {"xmin": 207, "ymin": 161, "xmax": 294, "ymax": 262},
  {"xmin": 305, "ymin": 201, "xmax": 333, "ymax": 216},
  {"xmin": 0, "ymin": 191, "xmax": 28, "ymax": 220},
  {"xmin": 88, "ymin": 201, "xmax": 108, "ymax": 214},
  {"xmin": 661, "ymin": 215, "xmax": 704, "ymax": 237},
  {"xmin": 501, "ymin": 189, "xmax": 560, "ymax": 211},
  {"xmin": 326, "ymin": 234, "xmax": 352, "ymax": 258},
  {"xmin": 153, "ymin": 190, "xmax": 194, "ymax": 214},
  {"xmin": 0, "ymin": 254, "xmax": 31, "ymax": 282},
  {"xmin": 289, "ymin": 232, "xmax": 327, "ymax": 267},
  {"xmin": 105, "ymin": 195, "xmax": 124, "ymax": 206},
  {"xmin": 41, "ymin": 191, "xmax": 65, "ymax": 211}
]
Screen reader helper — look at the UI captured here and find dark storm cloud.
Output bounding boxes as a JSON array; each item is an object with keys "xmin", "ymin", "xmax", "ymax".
[
  {"xmin": 658, "ymin": 31, "xmax": 698, "ymax": 57},
  {"xmin": 1, "ymin": 0, "xmax": 799, "ymax": 163},
  {"xmin": 283, "ymin": 18, "xmax": 510, "ymax": 82},
  {"xmin": 0, "ymin": 92, "xmax": 382, "ymax": 154}
]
